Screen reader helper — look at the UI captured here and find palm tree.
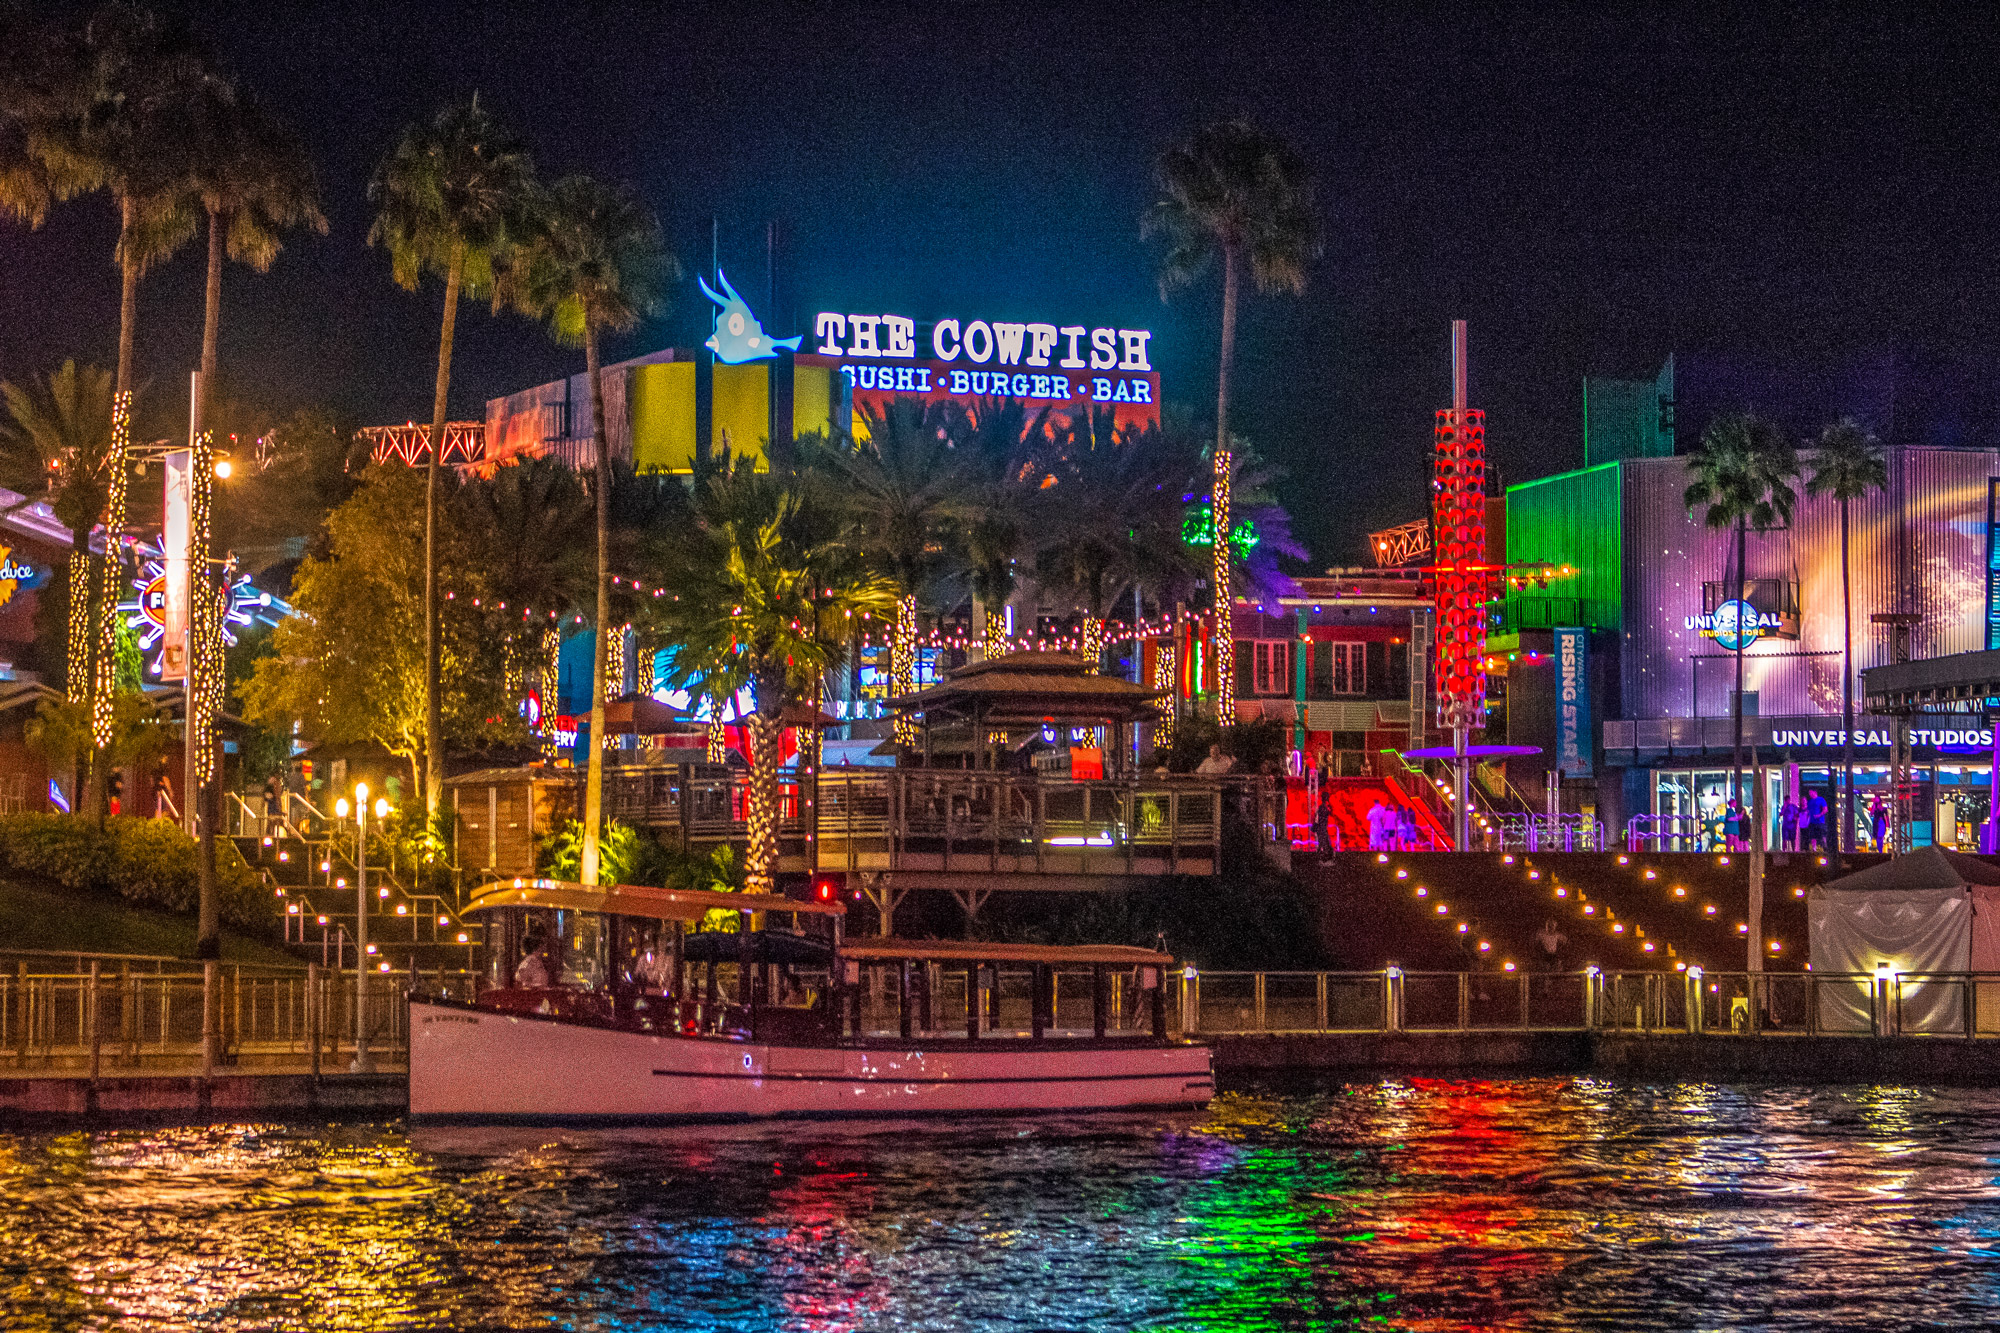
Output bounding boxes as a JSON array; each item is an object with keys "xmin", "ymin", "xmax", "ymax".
[
  {"xmin": 0, "ymin": 5, "xmax": 209, "ymax": 401},
  {"xmin": 1684, "ymin": 413, "xmax": 1799, "ymax": 806},
  {"xmin": 811, "ymin": 398, "xmax": 964, "ymax": 727},
  {"xmin": 186, "ymin": 85, "xmax": 325, "ymax": 420},
  {"xmin": 0, "ymin": 360, "xmax": 115, "ymax": 718},
  {"xmin": 951, "ymin": 397, "xmax": 1054, "ymax": 657},
  {"xmin": 644, "ymin": 454, "xmax": 897, "ymax": 893},
  {"xmin": 1808, "ymin": 419, "xmax": 1889, "ymax": 855},
  {"xmin": 1144, "ymin": 119, "xmax": 1320, "ymax": 724},
  {"xmin": 368, "ymin": 95, "xmax": 535, "ymax": 820},
  {"xmin": 507, "ymin": 173, "xmax": 676, "ymax": 885}
]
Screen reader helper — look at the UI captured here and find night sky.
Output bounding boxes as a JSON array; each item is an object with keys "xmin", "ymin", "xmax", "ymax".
[{"xmin": 5, "ymin": 1, "xmax": 2000, "ymax": 567}]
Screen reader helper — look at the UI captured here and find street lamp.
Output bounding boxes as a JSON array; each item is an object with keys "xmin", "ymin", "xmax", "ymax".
[{"xmin": 334, "ymin": 783, "xmax": 392, "ymax": 1073}]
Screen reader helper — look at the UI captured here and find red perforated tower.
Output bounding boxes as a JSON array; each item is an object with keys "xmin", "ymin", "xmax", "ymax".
[{"xmin": 1432, "ymin": 320, "xmax": 1486, "ymax": 850}]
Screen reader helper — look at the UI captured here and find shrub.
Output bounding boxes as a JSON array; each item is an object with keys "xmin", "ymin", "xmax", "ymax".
[
  {"xmin": 0, "ymin": 812, "xmax": 112, "ymax": 890},
  {"xmin": 0, "ymin": 813, "xmax": 276, "ymax": 933}
]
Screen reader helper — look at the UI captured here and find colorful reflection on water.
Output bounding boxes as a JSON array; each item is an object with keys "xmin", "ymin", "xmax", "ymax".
[{"xmin": 6, "ymin": 1079, "xmax": 2000, "ymax": 1329}]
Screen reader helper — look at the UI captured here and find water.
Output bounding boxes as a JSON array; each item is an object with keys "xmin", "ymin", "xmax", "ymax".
[{"xmin": 5, "ymin": 1079, "xmax": 2000, "ymax": 1331}]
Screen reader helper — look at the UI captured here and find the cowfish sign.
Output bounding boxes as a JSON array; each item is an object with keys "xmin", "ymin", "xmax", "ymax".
[{"xmin": 805, "ymin": 311, "xmax": 1161, "ymax": 427}]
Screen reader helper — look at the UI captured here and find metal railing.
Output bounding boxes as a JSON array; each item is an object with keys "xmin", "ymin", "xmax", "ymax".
[
  {"xmin": 1495, "ymin": 812, "xmax": 1608, "ymax": 852},
  {"xmin": 814, "ymin": 770, "xmax": 1230, "ymax": 877},
  {"xmin": 1627, "ymin": 813, "xmax": 1704, "ymax": 852},
  {"xmin": 0, "ymin": 958, "xmax": 482, "ymax": 1073},
  {"xmin": 1173, "ymin": 968, "xmax": 2000, "ymax": 1038}
]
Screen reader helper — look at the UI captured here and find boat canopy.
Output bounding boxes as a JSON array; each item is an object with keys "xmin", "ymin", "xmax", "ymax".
[
  {"xmin": 838, "ymin": 939, "xmax": 1173, "ymax": 967},
  {"xmin": 681, "ymin": 930, "xmax": 835, "ymax": 965},
  {"xmin": 464, "ymin": 878, "xmax": 847, "ymax": 923}
]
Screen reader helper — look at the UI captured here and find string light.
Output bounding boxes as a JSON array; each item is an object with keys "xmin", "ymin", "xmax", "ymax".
[
  {"xmin": 90, "ymin": 391, "xmax": 133, "ymax": 749},
  {"xmin": 983, "ymin": 606, "xmax": 1007, "ymax": 659},
  {"xmin": 1211, "ymin": 447, "xmax": 1234, "ymax": 726},
  {"xmin": 1081, "ymin": 615, "xmax": 1105, "ymax": 673},
  {"xmin": 892, "ymin": 593, "xmax": 918, "ymax": 745},
  {"xmin": 1154, "ymin": 637, "xmax": 1178, "ymax": 749},
  {"xmin": 187, "ymin": 430, "xmax": 222, "ymax": 785}
]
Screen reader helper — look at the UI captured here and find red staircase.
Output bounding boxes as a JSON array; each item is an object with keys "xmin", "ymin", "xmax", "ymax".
[{"xmin": 1305, "ymin": 777, "xmax": 1452, "ymax": 851}]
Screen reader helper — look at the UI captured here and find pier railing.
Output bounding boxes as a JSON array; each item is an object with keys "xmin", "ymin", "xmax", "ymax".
[
  {"xmin": 0, "ymin": 959, "xmax": 481, "ymax": 1074},
  {"xmin": 1174, "ymin": 968, "xmax": 2000, "ymax": 1039}
]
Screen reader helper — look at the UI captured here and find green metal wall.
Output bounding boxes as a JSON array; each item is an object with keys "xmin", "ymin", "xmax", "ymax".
[{"xmin": 1497, "ymin": 461, "xmax": 1623, "ymax": 640}]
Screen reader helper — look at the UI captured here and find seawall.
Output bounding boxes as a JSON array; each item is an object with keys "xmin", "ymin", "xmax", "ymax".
[{"xmin": 1214, "ymin": 1033, "xmax": 2000, "ymax": 1086}]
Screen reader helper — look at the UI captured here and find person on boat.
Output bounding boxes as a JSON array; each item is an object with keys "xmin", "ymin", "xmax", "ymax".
[{"xmin": 515, "ymin": 932, "xmax": 553, "ymax": 989}]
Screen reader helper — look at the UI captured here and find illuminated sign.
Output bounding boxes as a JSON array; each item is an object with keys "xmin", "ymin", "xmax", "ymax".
[
  {"xmin": 1687, "ymin": 599, "xmax": 1795, "ymax": 650},
  {"xmin": 701, "ymin": 270, "xmax": 800, "ymax": 364},
  {"xmin": 1773, "ymin": 726, "xmax": 1992, "ymax": 752},
  {"xmin": 1555, "ymin": 627, "xmax": 1592, "ymax": 776},
  {"xmin": 119, "ymin": 539, "xmax": 291, "ymax": 677},
  {"xmin": 805, "ymin": 310, "xmax": 1163, "ymax": 428},
  {"xmin": 0, "ymin": 547, "xmax": 46, "ymax": 610},
  {"xmin": 815, "ymin": 313, "xmax": 1152, "ymax": 371}
]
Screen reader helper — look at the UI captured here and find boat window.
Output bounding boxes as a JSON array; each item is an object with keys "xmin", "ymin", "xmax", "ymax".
[{"xmin": 552, "ymin": 909, "xmax": 606, "ymax": 990}]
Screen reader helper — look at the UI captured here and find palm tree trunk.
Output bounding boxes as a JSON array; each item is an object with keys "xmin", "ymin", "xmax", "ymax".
[
  {"xmin": 424, "ymin": 243, "xmax": 464, "ymax": 820},
  {"xmin": 195, "ymin": 206, "xmax": 225, "ymax": 964},
  {"xmin": 1840, "ymin": 497, "xmax": 1854, "ymax": 855},
  {"xmin": 1732, "ymin": 516, "xmax": 1746, "ymax": 813},
  {"xmin": 745, "ymin": 700, "xmax": 783, "ymax": 895},
  {"xmin": 1211, "ymin": 243, "xmax": 1238, "ymax": 726},
  {"xmin": 116, "ymin": 197, "xmax": 138, "ymax": 400},
  {"xmin": 580, "ymin": 320, "xmax": 611, "ymax": 886},
  {"xmin": 201, "ymin": 208, "xmax": 223, "ymax": 381}
]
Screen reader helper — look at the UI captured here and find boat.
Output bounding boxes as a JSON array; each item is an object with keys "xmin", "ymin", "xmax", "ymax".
[{"xmin": 408, "ymin": 877, "xmax": 1213, "ymax": 1122}]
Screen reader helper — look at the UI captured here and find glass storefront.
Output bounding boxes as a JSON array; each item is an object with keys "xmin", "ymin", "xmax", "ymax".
[{"xmin": 1653, "ymin": 761, "xmax": 1997, "ymax": 851}]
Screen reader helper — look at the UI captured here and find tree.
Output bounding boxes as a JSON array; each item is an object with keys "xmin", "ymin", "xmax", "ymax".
[
  {"xmin": 506, "ymin": 173, "xmax": 676, "ymax": 886},
  {"xmin": 368, "ymin": 95, "xmax": 535, "ymax": 820},
  {"xmin": 1683, "ymin": 413, "xmax": 1799, "ymax": 811},
  {"xmin": 642, "ymin": 453, "xmax": 897, "ymax": 894},
  {"xmin": 0, "ymin": 4, "xmax": 210, "ymax": 400},
  {"xmin": 812, "ymin": 398, "xmax": 964, "ymax": 716},
  {"xmin": 454, "ymin": 454, "xmax": 595, "ymax": 702},
  {"xmin": 185, "ymin": 84, "xmax": 324, "ymax": 414},
  {"xmin": 951, "ymin": 396, "xmax": 1054, "ymax": 657},
  {"xmin": 240, "ymin": 467, "xmax": 509, "ymax": 798},
  {"xmin": 1808, "ymin": 419, "xmax": 1889, "ymax": 855},
  {"xmin": 1145, "ymin": 119, "xmax": 1320, "ymax": 724}
]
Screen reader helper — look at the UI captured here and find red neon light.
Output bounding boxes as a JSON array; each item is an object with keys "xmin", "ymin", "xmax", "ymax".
[{"xmin": 1432, "ymin": 406, "xmax": 1487, "ymax": 730}]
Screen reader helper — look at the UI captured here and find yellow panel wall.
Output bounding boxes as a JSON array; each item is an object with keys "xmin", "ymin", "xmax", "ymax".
[
  {"xmin": 792, "ymin": 365, "xmax": 834, "ymax": 440},
  {"xmin": 628, "ymin": 361, "xmax": 697, "ymax": 473},
  {"xmin": 711, "ymin": 362, "xmax": 770, "ymax": 469}
]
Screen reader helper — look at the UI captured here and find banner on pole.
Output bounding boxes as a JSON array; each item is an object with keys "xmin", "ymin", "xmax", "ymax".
[
  {"xmin": 1555, "ymin": 626, "xmax": 1592, "ymax": 777},
  {"xmin": 161, "ymin": 449, "xmax": 190, "ymax": 683}
]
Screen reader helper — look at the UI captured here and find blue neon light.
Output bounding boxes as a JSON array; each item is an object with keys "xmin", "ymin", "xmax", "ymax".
[{"xmin": 700, "ymin": 270, "xmax": 800, "ymax": 364}]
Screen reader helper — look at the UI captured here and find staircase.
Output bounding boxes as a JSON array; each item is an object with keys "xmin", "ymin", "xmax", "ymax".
[{"xmin": 228, "ymin": 795, "xmax": 484, "ymax": 976}]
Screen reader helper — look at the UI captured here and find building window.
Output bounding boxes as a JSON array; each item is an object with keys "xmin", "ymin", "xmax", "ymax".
[
  {"xmin": 1250, "ymin": 640, "xmax": 1291, "ymax": 696},
  {"xmin": 1327, "ymin": 641, "xmax": 1365, "ymax": 695}
]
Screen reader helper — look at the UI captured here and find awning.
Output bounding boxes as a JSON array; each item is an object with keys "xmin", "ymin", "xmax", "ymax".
[
  {"xmin": 682, "ymin": 930, "xmax": 835, "ymax": 965},
  {"xmin": 602, "ymin": 693, "xmax": 693, "ymax": 735},
  {"xmin": 839, "ymin": 939, "xmax": 1173, "ymax": 967},
  {"xmin": 464, "ymin": 877, "xmax": 845, "ymax": 922}
]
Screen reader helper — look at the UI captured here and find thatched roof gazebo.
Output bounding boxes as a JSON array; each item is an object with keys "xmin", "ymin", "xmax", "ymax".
[{"xmin": 889, "ymin": 652, "xmax": 1161, "ymax": 773}]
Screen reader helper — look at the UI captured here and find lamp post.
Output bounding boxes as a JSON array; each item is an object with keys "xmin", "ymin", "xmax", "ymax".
[{"xmin": 336, "ymin": 784, "xmax": 391, "ymax": 1074}]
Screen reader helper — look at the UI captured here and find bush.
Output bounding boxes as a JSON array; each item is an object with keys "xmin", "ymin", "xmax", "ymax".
[{"xmin": 0, "ymin": 814, "xmax": 276, "ymax": 934}]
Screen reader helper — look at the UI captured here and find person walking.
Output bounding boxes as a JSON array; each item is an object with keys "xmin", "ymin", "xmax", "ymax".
[
  {"xmin": 1397, "ymin": 806, "xmax": 1418, "ymax": 851},
  {"xmin": 1804, "ymin": 788, "xmax": 1829, "ymax": 851},
  {"xmin": 1316, "ymin": 788, "xmax": 1335, "ymax": 858},
  {"xmin": 1870, "ymin": 793, "xmax": 1889, "ymax": 852},
  {"xmin": 1365, "ymin": 798, "xmax": 1388, "ymax": 851}
]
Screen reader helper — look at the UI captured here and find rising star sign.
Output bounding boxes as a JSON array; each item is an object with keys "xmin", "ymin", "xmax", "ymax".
[{"xmin": 700, "ymin": 270, "xmax": 800, "ymax": 364}]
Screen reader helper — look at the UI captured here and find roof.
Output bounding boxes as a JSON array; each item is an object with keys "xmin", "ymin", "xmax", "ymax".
[
  {"xmin": 839, "ymin": 938, "xmax": 1174, "ymax": 966},
  {"xmin": 463, "ymin": 877, "xmax": 846, "ymax": 921},
  {"xmin": 1820, "ymin": 846, "xmax": 2000, "ymax": 893},
  {"xmin": 444, "ymin": 765, "xmax": 579, "ymax": 787},
  {"xmin": 0, "ymin": 679, "xmax": 61, "ymax": 717},
  {"xmin": 893, "ymin": 652, "xmax": 1162, "ymax": 723}
]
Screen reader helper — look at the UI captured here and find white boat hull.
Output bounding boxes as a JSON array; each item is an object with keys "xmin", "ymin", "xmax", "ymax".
[{"xmin": 408, "ymin": 1000, "xmax": 1215, "ymax": 1122}]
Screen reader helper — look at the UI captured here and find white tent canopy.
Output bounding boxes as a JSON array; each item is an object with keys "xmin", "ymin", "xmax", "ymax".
[{"xmin": 1808, "ymin": 846, "xmax": 2000, "ymax": 1033}]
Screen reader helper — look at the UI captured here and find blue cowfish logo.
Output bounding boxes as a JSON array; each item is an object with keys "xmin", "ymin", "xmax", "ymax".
[{"xmin": 700, "ymin": 269, "xmax": 800, "ymax": 364}]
